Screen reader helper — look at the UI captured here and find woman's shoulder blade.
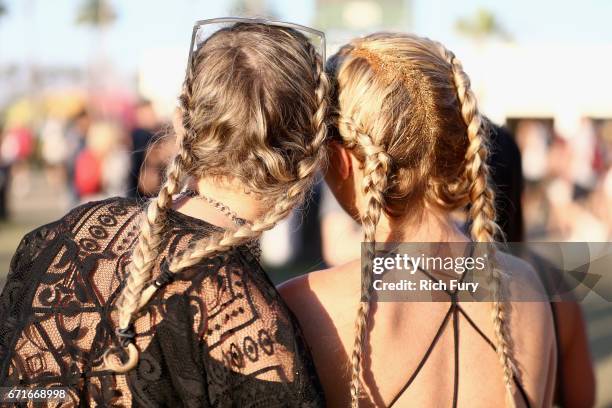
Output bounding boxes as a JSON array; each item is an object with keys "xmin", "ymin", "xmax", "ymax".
[
  {"xmin": 495, "ymin": 250, "xmax": 552, "ymax": 303},
  {"xmin": 278, "ymin": 260, "xmax": 361, "ymax": 331}
]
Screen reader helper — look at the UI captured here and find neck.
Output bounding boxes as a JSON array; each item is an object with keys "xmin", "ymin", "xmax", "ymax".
[
  {"xmin": 373, "ymin": 207, "xmax": 469, "ymax": 243},
  {"xmin": 173, "ymin": 177, "xmax": 265, "ymax": 228}
]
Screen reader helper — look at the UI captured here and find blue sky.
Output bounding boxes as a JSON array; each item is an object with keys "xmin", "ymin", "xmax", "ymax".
[{"xmin": 0, "ymin": 0, "xmax": 611, "ymax": 73}]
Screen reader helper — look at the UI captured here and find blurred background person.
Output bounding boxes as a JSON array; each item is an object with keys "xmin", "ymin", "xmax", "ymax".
[
  {"xmin": 40, "ymin": 117, "xmax": 69, "ymax": 188},
  {"xmin": 127, "ymin": 99, "xmax": 161, "ymax": 199},
  {"xmin": 515, "ymin": 119, "xmax": 550, "ymax": 234},
  {"xmin": 487, "ymin": 121, "xmax": 524, "ymax": 242},
  {"xmin": 491, "ymin": 123, "xmax": 596, "ymax": 408},
  {"xmin": 0, "ymin": 125, "xmax": 34, "ymax": 199},
  {"xmin": 65, "ymin": 108, "xmax": 91, "ymax": 202},
  {"xmin": 136, "ymin": 131, "xmax": 175, "ymax": 198},
  {"xmin": 74, "ymin": 120, "xmax": 129, "ymax": 201}
]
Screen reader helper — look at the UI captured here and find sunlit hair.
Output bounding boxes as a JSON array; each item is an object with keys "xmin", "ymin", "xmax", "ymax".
[
  {"xmin": 104, "ymin": 22, "xmax": 329, "ymax": 372},
  {"xmin": 326, "ymin": 33, "xmax": 516, "ymax": 407}
]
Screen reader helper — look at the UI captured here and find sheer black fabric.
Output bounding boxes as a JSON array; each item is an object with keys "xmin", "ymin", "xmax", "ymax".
[{"xmin": 0, "ymin": 197, "xmax": 325, "ymax": 407}]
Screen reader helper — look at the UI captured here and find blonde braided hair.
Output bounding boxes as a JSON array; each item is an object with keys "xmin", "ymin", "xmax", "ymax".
[
  {"xmin": 339, "ymin": 118, "xmax": 392, "ymax": 405},
  {"xmin": 436, "ymin": 43, "xmax": 516, "ymax": 406},
  {"xmin": 104, "ymin": 22, "xmax": 328, "ymax": 373},
  {"xmin": 327, "ymin": 33, "xmax": 517, "ymax": 407}
]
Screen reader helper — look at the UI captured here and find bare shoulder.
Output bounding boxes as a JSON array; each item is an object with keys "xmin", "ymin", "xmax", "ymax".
[
  {"xmin": 278, "ymin": 259, "xmax": 361, "ymax": 324},
  {"xmin": 278, "ymin": 260, "xmax": 361, "ymax": 407},
  {"xmin": 495, "ymin": 250, "xmax": 550, "ymax": 302},
  {"xmin": 465, "ymin": 250, "xmax": 556, "ymax": 360},
  {"xmin": 493, "ymin": 251, "xmax": 554, "ymax": 328},
  {"xmin": 277, "ymin": 259, "xmax": 362, "ymax": 358}
]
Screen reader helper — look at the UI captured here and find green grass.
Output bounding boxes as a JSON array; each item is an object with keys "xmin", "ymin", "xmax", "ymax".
[{"xmin": 0, "ymin": 219, "xmax": 40, "ymax": 288}]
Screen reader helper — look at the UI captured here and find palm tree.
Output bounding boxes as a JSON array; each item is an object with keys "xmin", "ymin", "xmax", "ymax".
[
  {"xmin": 230, "ymin": 0, "xmax": 276, "ymax": 17},
  {"xmin": 455, "ymin": 8, "xmax": 511, "ymax": 41},
  {"xmin": 75, "ymin": 0, "xmax": 116, "ymax": 27},
  {"xmin": 75, "ymin": 0, "xmax": 117, "ymax": 92}
]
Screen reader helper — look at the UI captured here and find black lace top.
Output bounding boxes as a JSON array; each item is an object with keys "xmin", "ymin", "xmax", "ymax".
[{"xmin": 0, "ymin": 197, "xmax": 325, "ymax": 407}]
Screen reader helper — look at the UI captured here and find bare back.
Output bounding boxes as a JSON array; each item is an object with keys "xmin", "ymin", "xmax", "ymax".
[{"xmin": 280, "ymin": 253, "xmax": 557, "ymax": 407}]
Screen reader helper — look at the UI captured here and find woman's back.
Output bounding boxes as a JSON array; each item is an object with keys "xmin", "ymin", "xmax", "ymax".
[
  {"xmin": 0, "ymin": 197, "xmax": 323, "ymax": 407},
  {"xmin": 281, "ymin": 252, "xmax": 556, "ymax": 407}
]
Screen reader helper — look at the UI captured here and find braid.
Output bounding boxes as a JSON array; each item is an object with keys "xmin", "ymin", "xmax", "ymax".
[
  {"xmin": 165, "ymin": 181, "xmax": 312, "ymax": 273},
  {"xmin": 128, "ymin": 47, "xmax": 330, "ymax": 338},
  {"xmin": 340, "ymin": 118, "xmax": 391, "ymax": 407},
  {"xmin": 106, "ymin": 152, "xmax": 189, "ymax": 372},
  {"xmin": 306, "ymin": 43, "xmax": 329, "ymax": 159},
  {"xmin": 437, "ymin": 43, "xmax": 516, "ymax": 406},
  {"xmin": 105, "ymin": 59, "xmax": 197, "ymax": 373}
]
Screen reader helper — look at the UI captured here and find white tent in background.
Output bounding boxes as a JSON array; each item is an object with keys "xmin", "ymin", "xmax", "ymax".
[{"xmin": 456, "ymin": 43, "xmax": 612, "ymax": 125}]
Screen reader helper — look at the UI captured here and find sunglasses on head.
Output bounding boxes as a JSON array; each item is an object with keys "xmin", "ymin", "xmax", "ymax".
[{"xmin": 186, "ymin": 17, "xmax": 326, "ymax": 72}]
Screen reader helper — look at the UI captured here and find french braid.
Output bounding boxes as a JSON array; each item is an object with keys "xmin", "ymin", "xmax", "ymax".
[
  {"xmin": 105, "ymin": 30, "xmax": 329, "ymax": 373},
  {"xmin": 436, "ymin": 43, "xmax": 516, "ymax": 406},
  {"xmin": 339, "ymin": 118, "xmax": 392, "ymax": 407}
]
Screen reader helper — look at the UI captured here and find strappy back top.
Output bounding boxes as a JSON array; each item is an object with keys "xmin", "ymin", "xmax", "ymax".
[{"xmin": 387, "ymin": 265, "xmax": 532, "ymax": 408}]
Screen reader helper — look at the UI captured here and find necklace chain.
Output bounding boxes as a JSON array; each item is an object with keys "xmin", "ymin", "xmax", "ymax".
[
  {"xmin": 178, "ymin": 189, "xmax": 261, "ymax": 260},
  {"xmin": 180, "ymin": 190, "xmax": 252, "ymax": 227}
]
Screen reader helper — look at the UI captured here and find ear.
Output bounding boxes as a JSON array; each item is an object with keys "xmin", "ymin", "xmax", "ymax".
[
  {"xmin": 329, "ymin": 141, "xmax": 353, "ymax": 180},
  {"xmin": 173, "ymin": 107, "xmax": 185, "ymax": 149}
]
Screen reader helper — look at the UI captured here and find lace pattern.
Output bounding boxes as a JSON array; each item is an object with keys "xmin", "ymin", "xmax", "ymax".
[{"xmin": 0, "ymin": 197, "xmax": 324, "ymax": 407}]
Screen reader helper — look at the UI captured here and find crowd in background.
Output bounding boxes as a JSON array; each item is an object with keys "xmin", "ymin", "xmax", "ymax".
[
  {"xmin": 0, "ymin": 99, "xmax": 175, "ymax": 220},
  {"xmin": 515, "ymin": 118, "xmax": 612, "ymax": 242},
  {"xmin": 2, "ymin": 99, "xmax": 612, "ymax": 270},
  {"xmin": 0, "ymin": 1, "xmax": 609, "ymax": 404}
]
